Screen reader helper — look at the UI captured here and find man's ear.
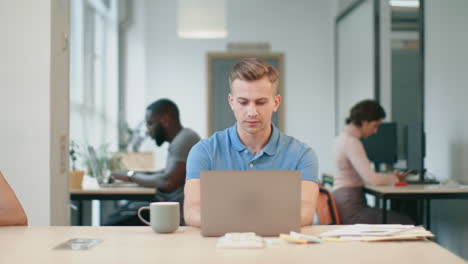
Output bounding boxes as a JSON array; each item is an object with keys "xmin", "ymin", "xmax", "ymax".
[
  {"xmin": 228, "ymin": 93, "xmax": 234, "ymax": 110},
  {"xmin": 273, "ymin": 94, "xmax": 282, "ymax": 112},
  {"xmin": 160, "ymin": 114, "xmax": 170, "ymax": 127}
]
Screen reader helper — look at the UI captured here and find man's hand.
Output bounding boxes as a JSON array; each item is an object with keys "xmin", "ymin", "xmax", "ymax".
[{"xmin": 110, "ymin": 170, "xmax": 130, "ymax": 182}]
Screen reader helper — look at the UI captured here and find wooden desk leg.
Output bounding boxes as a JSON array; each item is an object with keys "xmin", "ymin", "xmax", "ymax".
[{"xmin": 382, "ymin": 198, "xmax": 388, "ymax": 224}]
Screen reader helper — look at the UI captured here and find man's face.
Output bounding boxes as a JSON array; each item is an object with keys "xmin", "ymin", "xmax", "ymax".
[
  {"xmin": 228, "ymin": 77, "xmax": 281, "ymax": 136},
  {"xmin": 361, "ymin": 119, "xmax": 382, "ymax": 138},
  {"xmin": 145, "ymin": 110, "xmax": 166, "ymax": 146}
]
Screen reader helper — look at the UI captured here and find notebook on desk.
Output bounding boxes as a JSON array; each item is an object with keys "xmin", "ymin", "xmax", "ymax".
[{"xmin": 200, "ymin": 170, "xmax": 301, "ymax": 237}]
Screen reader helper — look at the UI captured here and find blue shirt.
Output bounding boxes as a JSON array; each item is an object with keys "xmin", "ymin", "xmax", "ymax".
[{"xmin": 186, "ymin": 124, "xmax": 319, "ymax": 182}]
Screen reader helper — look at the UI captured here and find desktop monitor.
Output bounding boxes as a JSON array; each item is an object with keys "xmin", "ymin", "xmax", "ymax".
[
  {"xmin": 361, "ymin": 122, "xmax": 398, "ymax": 171},
  {"xmin": 406, "ymin": 123, "xmax": 426, "ymax": 182}
]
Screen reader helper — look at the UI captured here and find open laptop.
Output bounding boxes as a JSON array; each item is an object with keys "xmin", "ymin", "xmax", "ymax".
[
  {"xmin": 87, "ymin": 146, "xmax": 105, "ymax": 184},
  {"xmin": 87, "ymin": 146, "xmax": 138, "ymax": 188},
  {"xmin": 200, "ymin": 170, "xmax": 301, "ymax": 237}
]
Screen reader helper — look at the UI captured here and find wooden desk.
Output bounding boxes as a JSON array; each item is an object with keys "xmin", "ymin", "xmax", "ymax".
[
  {"xmin": 70, "ymin": 187, "xmax": 156, "ymax": 226},
  {"xmin": 0, "ymin": 226, "xmax": 464, "ymax": 264},
  {"xmin": 364, "ymin": 184, "xmax": 468, "ymax": 227}
]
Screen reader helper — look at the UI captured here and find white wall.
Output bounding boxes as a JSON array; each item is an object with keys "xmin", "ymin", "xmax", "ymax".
[
  {"xmin": 335, "ymin": 0, "xmax": 392, "ymax": 130},
  {"xmin": 121, "ymin": 1, "xmax": 148, "ymax": 129},
  {"xmin": 136, "ymin": 0, "xmax": 335, "ymax": 173},
  {"xmin": 0, "ymin": 0, "xmax": 70, "ymax": 225},
  {"xmin": 336, "ymin": 0, "xmax": 375, "ymax": 133},
  {"xmin": 425, "ymin": 0, "xmax": 468, "ymax": 259},
  {"xmin": 337, "ymin": 0, "xmax": 360, "ymax": 14},
  {"xmin": 379, "ymin": 0, "xmax": 392, "ymax": 119}
]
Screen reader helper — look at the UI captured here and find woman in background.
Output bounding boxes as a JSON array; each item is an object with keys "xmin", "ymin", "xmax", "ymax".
[
  {"xmin": 333, "ymin": 100, "xmax": 413, "ymax": 224},
  {"xmin": 0, "ymin": 171, "xmax": 28, "ymax": 226}
]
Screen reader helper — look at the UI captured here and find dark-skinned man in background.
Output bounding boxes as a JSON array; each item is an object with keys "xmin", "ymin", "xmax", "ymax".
[{"xmin": 111, "ymin": 99, "xmax": 200, "ymax": 225}]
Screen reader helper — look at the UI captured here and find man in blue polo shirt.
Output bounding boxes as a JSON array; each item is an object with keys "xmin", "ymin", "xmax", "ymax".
[{"xmin": 184, "ymin": 58, "xmax": 319, "ymax": 227}]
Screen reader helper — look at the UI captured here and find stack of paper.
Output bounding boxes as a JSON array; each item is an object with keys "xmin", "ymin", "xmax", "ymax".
[
  {"xmin": 320, "ymin": 224, "xmax": 434, "ymax": 242},
  {"xmin": 279, "ymin": 232, "xmax": 322, "ymax": 244}
]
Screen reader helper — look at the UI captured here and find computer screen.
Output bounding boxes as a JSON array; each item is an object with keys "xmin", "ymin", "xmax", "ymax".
[
  {"xmin": 406, "ymin": 123, "xmax": 425, "ymax": 174},
  {"xmin": 87, "ymin": 146, "xmax": 104, "ymax": 184},
  {"xmin": 361, "ymin": 122, "xmax": 398, "ymax": 167}
]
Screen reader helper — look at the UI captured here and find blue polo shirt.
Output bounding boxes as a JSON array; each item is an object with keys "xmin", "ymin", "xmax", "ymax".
[{"xmin": 186, "ymin": 124, "xmax": 319, "ymax": 182}]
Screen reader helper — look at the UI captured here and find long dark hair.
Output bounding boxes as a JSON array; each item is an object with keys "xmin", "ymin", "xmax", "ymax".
[{"xmin": 346, "ymin": 99, "xmax": 386, "ymax": 126}]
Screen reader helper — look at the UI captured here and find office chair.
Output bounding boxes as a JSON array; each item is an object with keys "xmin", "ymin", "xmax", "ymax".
[
  {"xmin": 316, "ymin": 184, "xmax": 341, "ymax": 225},
  {"xmin": 321, "ymin": 173, "xmax": 334, "ymax": 189}
]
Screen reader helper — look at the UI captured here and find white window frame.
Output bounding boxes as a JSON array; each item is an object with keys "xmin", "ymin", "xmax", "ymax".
[{"xmin": 70, "ymin": 0, "xmax": 119, "ymax": 159}]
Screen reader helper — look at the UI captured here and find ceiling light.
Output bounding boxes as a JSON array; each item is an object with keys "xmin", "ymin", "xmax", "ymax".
[
  {"xmin": 177, "ymin": 0, "xmax": 227, "ymax": 39},
  {"xmin": 389, "ymin": 0, "xmax": 420, "ymax": 8}
]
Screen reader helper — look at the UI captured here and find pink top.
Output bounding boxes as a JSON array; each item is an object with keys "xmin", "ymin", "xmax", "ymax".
[{"xmin": 333, "ymin": 124, "xmax": 398, "ymax": 190}]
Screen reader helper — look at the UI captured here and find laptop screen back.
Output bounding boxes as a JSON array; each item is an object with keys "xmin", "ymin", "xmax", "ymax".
[
  {"xmin": 200, "ymin": 170, "xmax": 301, "ymax": 237},
  {"xmin": 87, "ymin": 146, "xmax": 104, "ymax": 184}
]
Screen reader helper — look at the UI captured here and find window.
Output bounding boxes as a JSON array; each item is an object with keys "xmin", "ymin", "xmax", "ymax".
[{"xmin": 70, "ymin": 0, "xmax": 119, "ymax": 161}]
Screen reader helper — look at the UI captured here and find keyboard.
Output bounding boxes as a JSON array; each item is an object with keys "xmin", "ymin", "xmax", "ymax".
[{"xmin": 99, "ymin": 182, "xmax": 139, "ymax": 188}]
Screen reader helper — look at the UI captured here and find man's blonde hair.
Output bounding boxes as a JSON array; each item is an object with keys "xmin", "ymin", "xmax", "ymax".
[{"xmin": 229, "ymin": 58, "xmax": 279, "ymax": 94}]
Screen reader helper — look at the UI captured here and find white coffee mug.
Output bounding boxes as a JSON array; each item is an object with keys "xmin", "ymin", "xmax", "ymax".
[{"xmin": 137, "ymin": 202, "xmax": 180, "ymax": 233}]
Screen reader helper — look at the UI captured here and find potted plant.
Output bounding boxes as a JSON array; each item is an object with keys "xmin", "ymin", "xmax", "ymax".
[{"xmin": 69, "ymin": 140, "xmax": 85, "ymax": 190}]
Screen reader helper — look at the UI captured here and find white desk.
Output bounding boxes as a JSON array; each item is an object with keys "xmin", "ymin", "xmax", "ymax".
[{"xmin": 0, "ymin": 226, "xmax": 465, "ymax": 264}]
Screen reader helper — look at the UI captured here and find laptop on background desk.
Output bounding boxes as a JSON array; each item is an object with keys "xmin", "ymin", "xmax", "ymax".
[
  {"xmin": 87, "ymin": 146, "xmax": 138, "ymax": 188},
  {"xmin": 200, "ymin": 170, "xmax": 301, "ymax": 237},
  {"xmin": 87, "ymin": 147, "xmax": 158, "ymax": 188}
]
